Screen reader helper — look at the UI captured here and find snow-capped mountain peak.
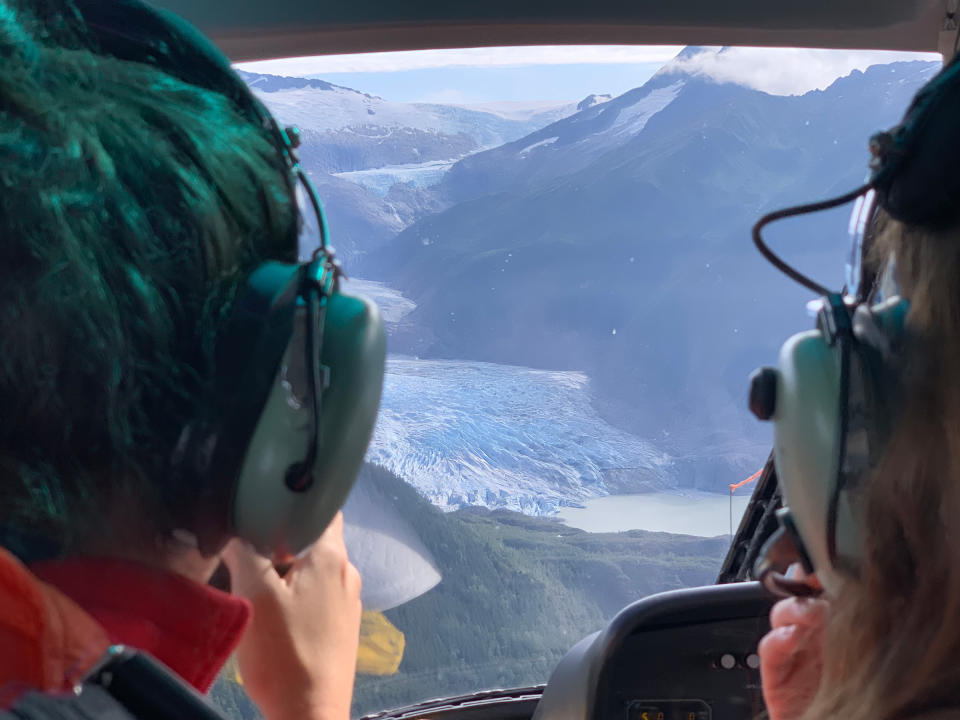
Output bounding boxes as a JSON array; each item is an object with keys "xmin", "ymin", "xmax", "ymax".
[
  {"xmin": 654, "ymin": 45, "xmax": 940, "ymax": 96},
  {"xmin": 236, "ymin": 69, "xmax": 375, "ymax": 98},
  {"xmin": 577, "ymin": 93, "xmax": 612, "ymax": 111}
]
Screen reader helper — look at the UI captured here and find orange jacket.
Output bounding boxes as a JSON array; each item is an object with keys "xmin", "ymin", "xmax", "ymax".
[
  {"xmin": 0, "ymin": 548, "xmax": 250, "ymax": 707},
  {"xmin": 0, "ymin": 547, "xmax": 109, "ymax": 706}
]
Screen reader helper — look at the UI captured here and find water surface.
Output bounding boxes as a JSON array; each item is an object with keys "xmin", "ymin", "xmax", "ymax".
[{"xmin": 557, "ymin": 491, "xmax": 752, "ymax": 537}]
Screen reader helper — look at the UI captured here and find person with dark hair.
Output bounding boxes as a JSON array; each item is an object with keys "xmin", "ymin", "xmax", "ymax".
[{"xmin": 0, "ymin": 0, "xmax": 364, "ymax": 718}]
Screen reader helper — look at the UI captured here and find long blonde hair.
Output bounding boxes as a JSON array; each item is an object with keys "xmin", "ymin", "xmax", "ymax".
[{"xmin": 800, "ymin": 213, "xmax": 960, "ymax": 720}]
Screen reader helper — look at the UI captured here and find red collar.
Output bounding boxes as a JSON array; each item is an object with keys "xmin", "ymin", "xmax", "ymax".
[{"xmin": 31, "ymin": 557, "xmax": 250, "ymax": 692}]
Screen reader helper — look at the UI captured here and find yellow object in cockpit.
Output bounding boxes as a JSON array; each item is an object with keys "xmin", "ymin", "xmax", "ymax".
[
  {"xmin": 230, "ymin": 610, "xmax": 404, "ymax": 686},
  {"xmin": 357, "ymin": 610, "xmax": 406, "ymax": 675}
]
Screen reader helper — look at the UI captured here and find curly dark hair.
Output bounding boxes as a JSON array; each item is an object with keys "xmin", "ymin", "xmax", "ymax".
[{"xmin": 0, "ymin": 0, "xmax": 297, "ymax": 558}]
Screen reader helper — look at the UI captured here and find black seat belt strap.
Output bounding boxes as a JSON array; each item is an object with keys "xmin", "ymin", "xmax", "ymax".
[{"xmin": 81, "ymin": 647, "xmax": 230, "ymax": 720}]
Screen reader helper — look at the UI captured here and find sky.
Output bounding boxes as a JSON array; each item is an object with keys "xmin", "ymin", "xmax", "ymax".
[
  {"xmin": 305, "ymin": 64, "xmax": 665, "ymax": 104},
  {"xmin": 236, "ymin": 46, "xmax": 941, "ymax": 104}
]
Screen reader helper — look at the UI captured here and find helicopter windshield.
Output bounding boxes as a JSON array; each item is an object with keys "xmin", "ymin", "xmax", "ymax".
[{"xmin": 208, "ymin": 45, "xmax": 940, "ymax": 718}]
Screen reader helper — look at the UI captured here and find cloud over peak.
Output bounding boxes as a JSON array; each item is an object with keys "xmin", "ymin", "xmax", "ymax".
[{"xmin": 660, "ymin": 46, "xmax": 940, "ymax": 96}]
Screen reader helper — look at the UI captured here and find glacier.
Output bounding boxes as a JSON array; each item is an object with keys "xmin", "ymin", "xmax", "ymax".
[
  {"xmin": 451, "ymin": 100, "xmax": 580, "ymax": 123},
  {"xmin": 365, "ymin": 355, "xmax": 672, "ymax": 515},
  {"xmin": 333, "ymin": 159, "xmax": 458, "ymax": 197},
  {"xmin": 344, "ymin": 278, "xmax": 672, "ymax": 516},
  {"xmin": 340, "ymin": 277, "xmax": 416, "ymax": 323}
]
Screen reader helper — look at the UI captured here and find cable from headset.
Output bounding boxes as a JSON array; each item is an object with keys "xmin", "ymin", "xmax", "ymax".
[
  {"xmin": 825, "ymin": 301, "xmax": 853, "ymax": 569},
  {"xmin": 284, "ymin": 265, "xmax": 329, "ymax": 493},
  {"xmin": 272, "ymin": 123, "xmax": 336, "ymax": 266},
  {"xmin": 828, "ymin": 328, "xmax": 865, "ymax": 579},
  {"xmin": 754, "ymin": 182, "xmax": 874, "ymax": 577},
  {"xmin": 292, "ymin": 161, "xmax": 342, "ymax": 285},
  {"xmin": 296, "ymin": 166, "xmax": 333, "ymax": 257},
  {"xmin": 752, "ymin": 183, "xmax": 874, "ymax": 295}
]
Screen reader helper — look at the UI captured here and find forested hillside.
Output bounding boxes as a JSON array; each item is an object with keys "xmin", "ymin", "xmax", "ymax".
[{"xmin": 210, "ymin": 464, "xmax": 726, "ymax": 718}]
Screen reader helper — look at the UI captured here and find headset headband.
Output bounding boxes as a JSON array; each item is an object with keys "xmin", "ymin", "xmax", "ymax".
[
  {"xmin": 869, "ymin": 52, "xmax": 960, "ymax": 228},
  {"xmin": 73, "ymin": 0, "xmax": 303, "ymax": 244}
]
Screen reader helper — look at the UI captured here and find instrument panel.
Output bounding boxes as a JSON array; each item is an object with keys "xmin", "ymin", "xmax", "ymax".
[
  {"xmin": 628, "ymin": 699, "xmax": 712, "ymax": 720},
  {"xmin": 532, "ymin": 583, "xmax": 773, "ymax": 720}
]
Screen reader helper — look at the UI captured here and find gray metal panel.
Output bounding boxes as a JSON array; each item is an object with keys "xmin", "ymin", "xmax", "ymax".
[
  {"xmin": 150, "ymin": 0, "xmax": 944, "ymax": 60},
  {"xmin": 532, "ymin": 583, "xmax": 771, "ymax": 720},
  {"xmin": 531, "ymin": 632, "xmax": 603, "ymax": 720}
]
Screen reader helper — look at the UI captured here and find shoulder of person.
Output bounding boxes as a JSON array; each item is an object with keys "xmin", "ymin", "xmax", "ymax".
[{"xmin": 0, "ymin": 546, "xmax": 109, "ymax": 701}]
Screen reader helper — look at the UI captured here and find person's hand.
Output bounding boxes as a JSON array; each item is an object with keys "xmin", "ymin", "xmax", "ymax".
[
  {"xmin": 222, "ymin": 513, "xmax": 362, "ymax": 720},
  {"xmin": 758, "ymin": 570, "xmax": 827, "ymax": 720}
]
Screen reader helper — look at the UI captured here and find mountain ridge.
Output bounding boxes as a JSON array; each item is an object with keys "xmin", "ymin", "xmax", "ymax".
[
  {"xmin": 361, "ymin": 59, "xmax": 939, "ymax": 492},
  {"xmin": 239, "ymin": 69, "xmax": 589, "ymax": 264},
  {"xmin": 236, "ymin": 68, "xmax": 376, "ymax": 97}
]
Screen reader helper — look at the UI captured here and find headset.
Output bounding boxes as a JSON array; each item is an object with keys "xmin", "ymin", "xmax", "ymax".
[
  {"xmin": 748, "ymin": 52, "xmax": 960, "ymax": 596},
  {"xmin": 71, "ymin": 0, "xmax": 387, "ymax": 559}
]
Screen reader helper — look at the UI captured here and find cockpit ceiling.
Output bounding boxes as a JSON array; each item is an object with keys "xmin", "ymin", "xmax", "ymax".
[{"xmin": 153, "ymin": 0, "xmax": 946, "ymax": 61}]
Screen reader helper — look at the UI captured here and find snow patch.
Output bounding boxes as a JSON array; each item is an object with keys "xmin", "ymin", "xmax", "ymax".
[
  {"xmin": 577, "ymin": 94, "xmax": 613, "ymax": 111},
  {"xmin": 611, "ymin": 81, "xmax": 684, "ymax": 136},
  {"xmin": 340, "ymin": 278, "xmax": 416, "ymax": 324},
  {"xmin": 249, "ymin": 87, "xmax": 577, "ymax": 150},
  {"xmin": 252, "ymin": 86, "xmax": 438, "ymax": 133},
  {"xmin": 518, "ymin": 136, "xmax": 558, "ymax": 157},
  {"xmin": 453, "ymin": 100, "xmax": 576, "ymax": 122}
]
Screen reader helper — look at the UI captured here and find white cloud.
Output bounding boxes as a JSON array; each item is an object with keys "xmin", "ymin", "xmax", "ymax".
[
  {"xmin": 235, "ymin": 45, "xmax": 943, "ymax": 98},
  {"xmin": 235, "ymin": 45, "xmax": 685, "ymax": 76},
  {"xmin": 662, "ymin": 47, "xmax": 941, "ymax": 96}
]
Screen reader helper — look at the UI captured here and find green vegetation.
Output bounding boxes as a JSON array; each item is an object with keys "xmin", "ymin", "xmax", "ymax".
[
  {"xmin": 352, "ymin": 465, "xmax": 725, "ymax": 715},
  {"xmin": 210, "ymin": 464, "xmax": 726, "ymax": 719}
]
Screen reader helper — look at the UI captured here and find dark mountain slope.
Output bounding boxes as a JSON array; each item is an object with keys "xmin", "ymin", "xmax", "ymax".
[{"xmin": 365, "ymin": 62, "xmax": 938, "ymax": 488}]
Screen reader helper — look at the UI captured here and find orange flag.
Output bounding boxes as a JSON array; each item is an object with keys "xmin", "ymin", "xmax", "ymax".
[{"xmin": 729, "ymin": 468, "xmax": 763, "ymax": 493}]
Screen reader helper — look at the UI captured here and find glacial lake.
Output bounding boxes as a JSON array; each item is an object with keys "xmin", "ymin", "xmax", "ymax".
[{"xmin": 557, "ymin": 491, "xmax": 753, "ymax": 537}]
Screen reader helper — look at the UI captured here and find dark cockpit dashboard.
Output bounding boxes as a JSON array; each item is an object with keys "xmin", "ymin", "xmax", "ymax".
[{"xmin": 364, "ymin": 582, "xmax": 772, "ymax": 720}]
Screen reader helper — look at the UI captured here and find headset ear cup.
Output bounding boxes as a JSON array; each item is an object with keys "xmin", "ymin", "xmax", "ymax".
[
  {"xmin": 830, "ymin": 299, "xmax": 907, "ymax": 573},
  {"xmin": 765, "ymin": 296, "xmax": 909, "ymax": 594},
  {"xmin": 852, "ymin": 298, "xmax": 909, "ymax": 455},
  {"xmin": 768, "ymin": 326, "xmax": 844, "ymax": 593},
  {"xmin": 165, "ymin": 263, "xmax": 302, "ymax": 556},
  {"xmin": 232, "ymin": 290, "xmax": 386, "ymax": 556}
]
